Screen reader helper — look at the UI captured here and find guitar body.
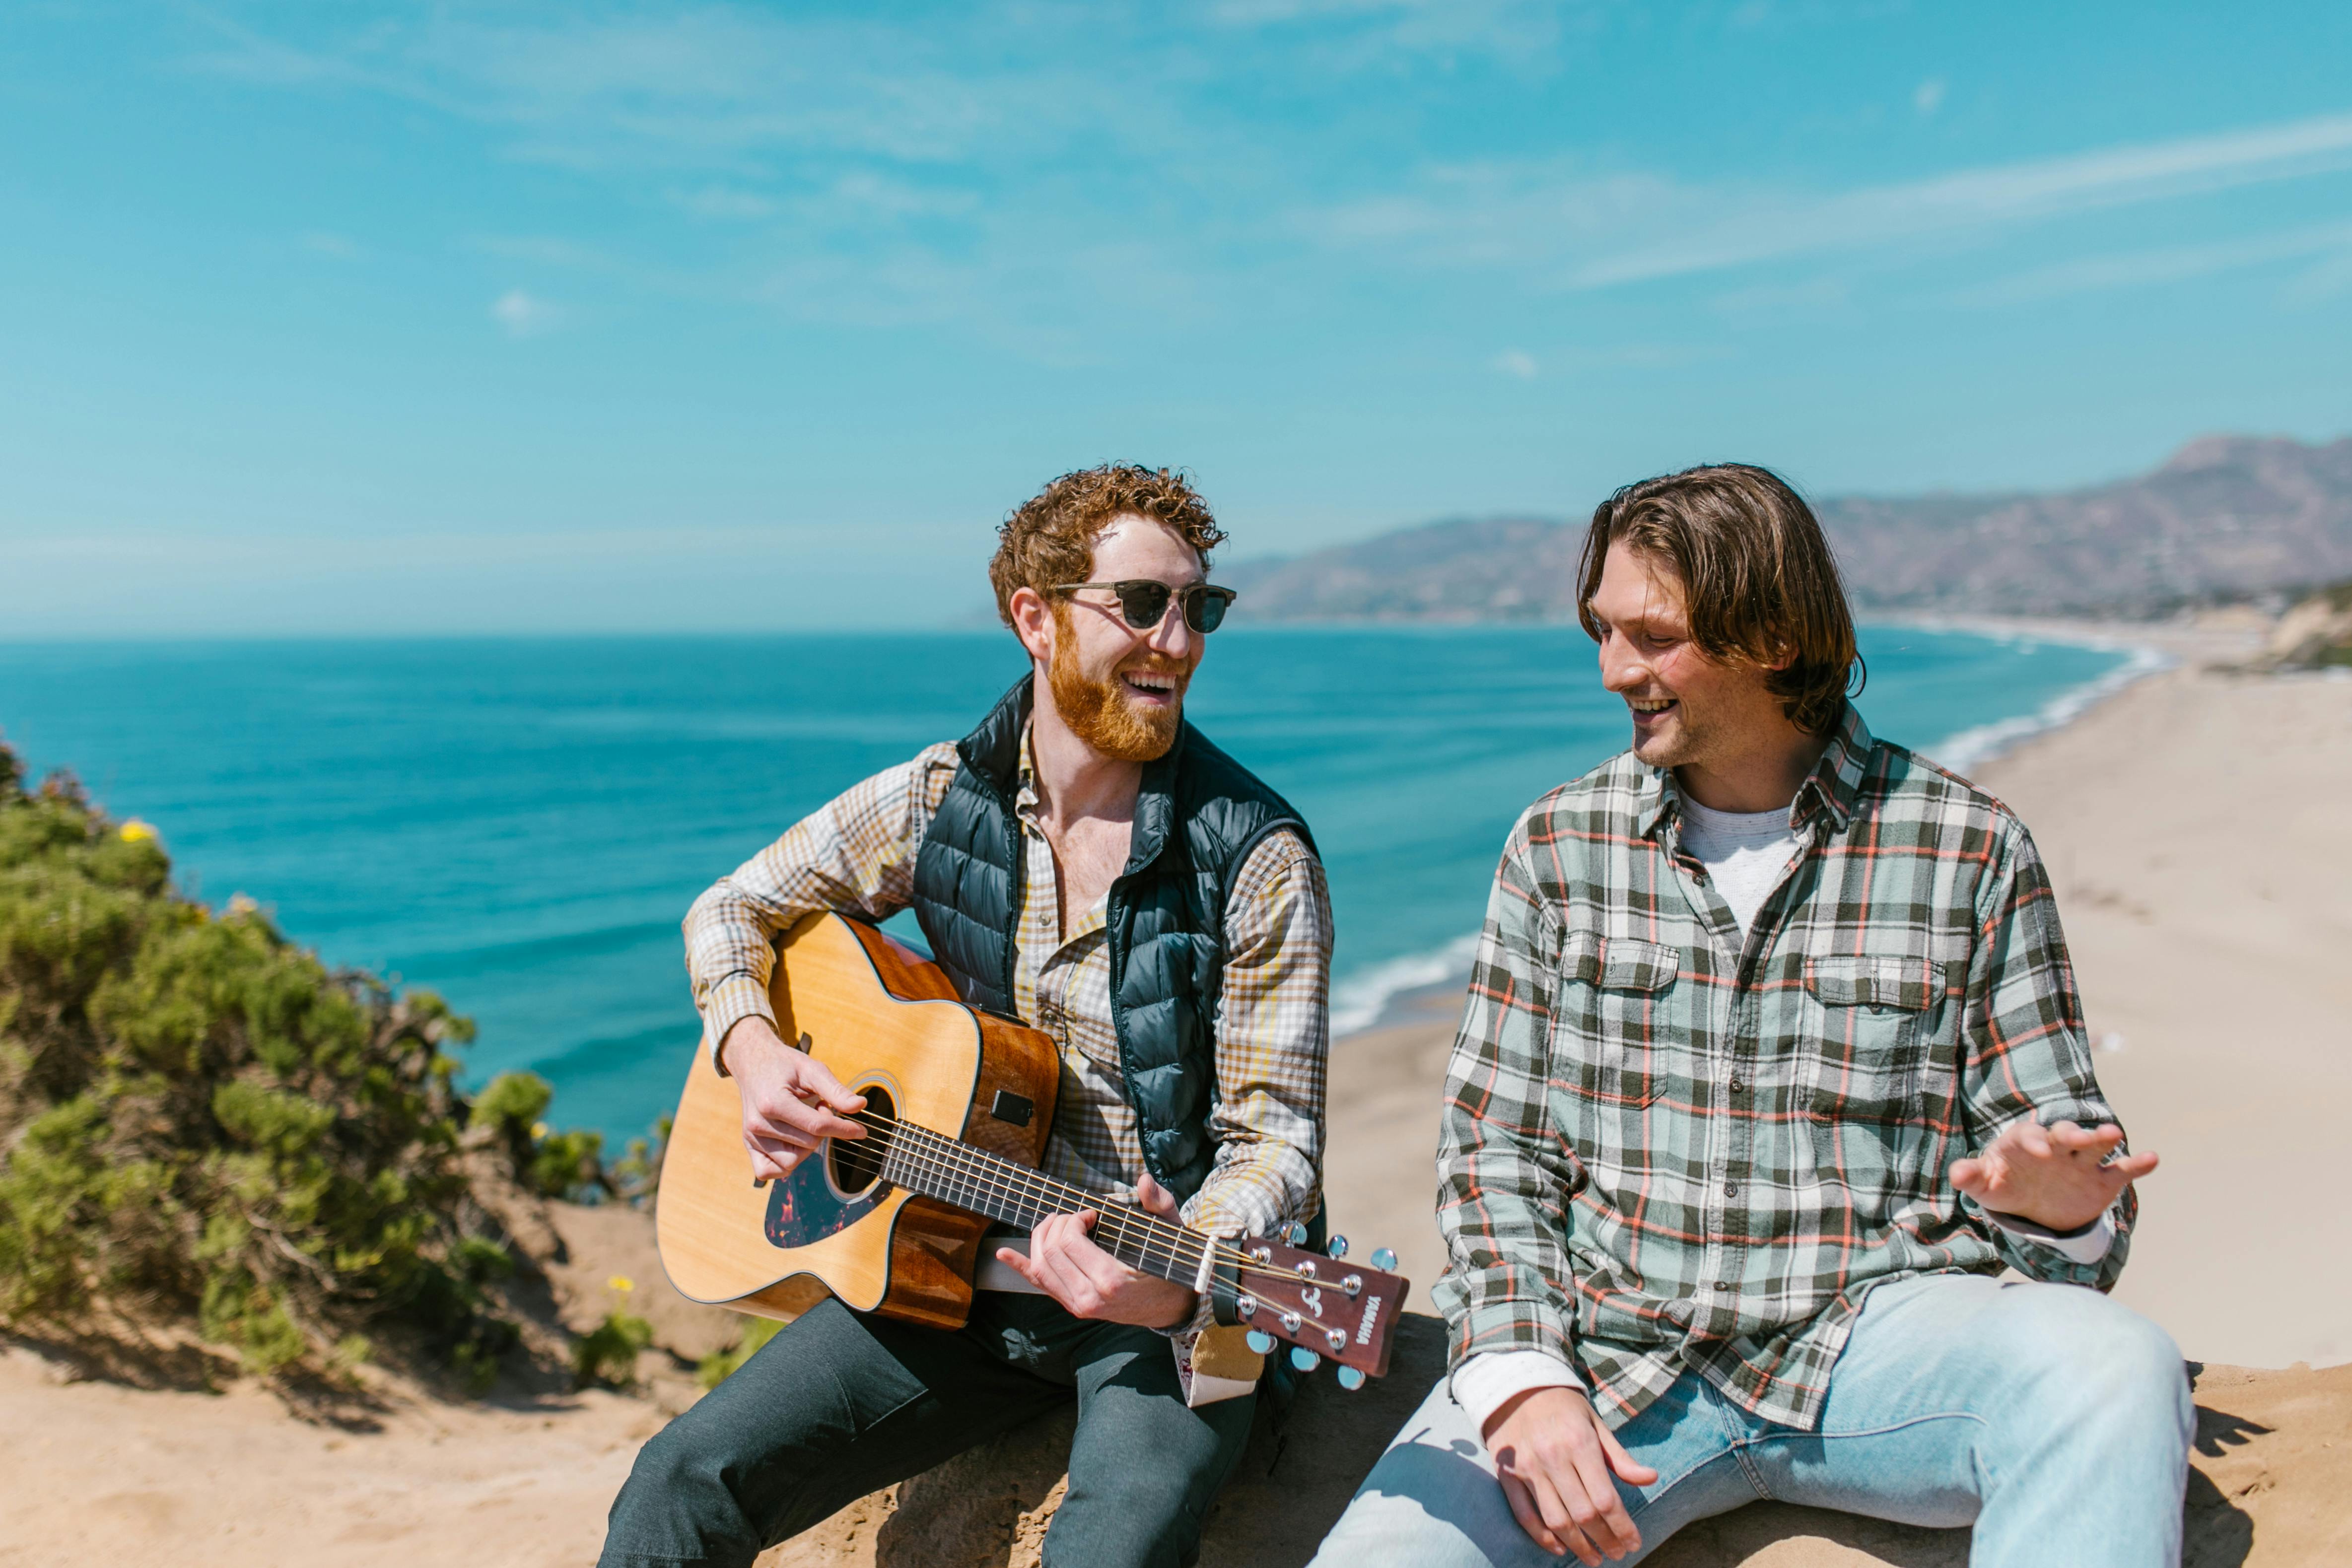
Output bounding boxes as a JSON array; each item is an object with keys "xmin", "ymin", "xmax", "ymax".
[
  {"xmin": 656, "ymin": 912, "xmax": 1061, "ymax": 1329},
  {"xmin": 658, "ymin": 911, "xmax": 1412, "ymax": 1379}
]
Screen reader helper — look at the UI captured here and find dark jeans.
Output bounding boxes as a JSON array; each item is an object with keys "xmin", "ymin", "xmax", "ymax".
[{"xmin": 599, "ymin": 1292, "xmax": 1258, "ymax": 1568}]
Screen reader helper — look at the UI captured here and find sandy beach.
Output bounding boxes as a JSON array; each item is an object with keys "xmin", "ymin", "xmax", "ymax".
[
  {"xmin": 1973, "ymin": 659, "xmax": 2352, "ymax": 1370},
  {"xmin": 4, "ymin": 638, "xmax": 2349, "ymax": 1566}
]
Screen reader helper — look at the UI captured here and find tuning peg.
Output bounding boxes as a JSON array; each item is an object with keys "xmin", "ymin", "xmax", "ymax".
[
  {"xmin": 1336, "ymin": 1365, "xmax": 1367, "ymax": 1391},
  {"xmin": 1370, "ymin": 1247, "xmax": 1398, "ymax": 1271},
  {"xmin": 1245, "ymin": 1330, "xmax": 1275, "ymax": 1355},
  {"xmin": 1289, "ymin": 1347, "xmax": 1320, "ymax": 1372},
  {"xmin": 1280, "ymin": 1220, "xmax": 1309, "ymax": 1246},
  {"xmin": 1326, "ymin": 1234, "xmax": 1350, "ymax": 1259}
]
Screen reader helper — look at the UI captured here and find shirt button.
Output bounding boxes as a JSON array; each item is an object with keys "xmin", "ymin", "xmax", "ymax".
[
  {"xmin": 1716, "ymin": 1280, "xmax": 1735, "ymax": 1292},
  {"xmin": 1724, "ymin": 1181, "xmax": 1738, "ymax": 1198},
  {"xmin": 1729, "ymin": 1078, "xmax": 1745, "ymax": 1094}
]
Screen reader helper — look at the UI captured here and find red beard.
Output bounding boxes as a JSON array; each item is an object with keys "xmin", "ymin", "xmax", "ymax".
[{"xmin": 1047, "ymin": 629, "xmax": 1183, "ymax": 763}]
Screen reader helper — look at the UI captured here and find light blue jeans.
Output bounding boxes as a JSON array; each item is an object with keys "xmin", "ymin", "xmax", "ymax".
[{"xmin": 1309, "ymin": 1274, "xmax": 2194, "ymax": 1568}]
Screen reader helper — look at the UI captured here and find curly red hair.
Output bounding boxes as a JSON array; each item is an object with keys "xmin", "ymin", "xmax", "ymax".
[{"xmin": 989, "ymin": 465, "xmax": 1225, "ymax": 629}]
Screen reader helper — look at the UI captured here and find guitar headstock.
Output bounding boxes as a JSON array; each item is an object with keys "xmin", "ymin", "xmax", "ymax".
[{"xmin": 1227, "ymin": 1229, "xmax": 1407, "ymax": 1386}]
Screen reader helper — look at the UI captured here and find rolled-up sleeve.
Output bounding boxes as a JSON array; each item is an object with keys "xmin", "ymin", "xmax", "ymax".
[
  {"xmin": 1957, "ymin": 822, "xmax": 2136, "ymax": 1291},
  {"xmin": 684, "ymin": 744, "xmax": 960, "ymax": 1068},
  {"xmin": 1431, "ymin": 819, "xmax": 1586, "ymax": 1373},
  {"xmin": 1181, "ymin": 828, "xmax": 1332, "ymax": 1245}
]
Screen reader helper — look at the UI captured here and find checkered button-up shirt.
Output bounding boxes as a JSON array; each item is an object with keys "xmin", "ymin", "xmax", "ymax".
[
  {"xmin": 1432, "ymin": 704, "xmax": 2134, "ymax": 1432},
  {"xmin": 685, "ymin": 736, "xmax": 1331, "ymax": 1248}
]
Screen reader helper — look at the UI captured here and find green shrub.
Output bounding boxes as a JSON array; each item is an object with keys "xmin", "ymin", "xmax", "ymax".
[
  {"xmin": 471, "ymin": 1069, "xmax": 613, "ymax": 1201},
  {"xmin": 470, "ymin": 1070, "xmax": 554, "ymax": 1140},
  {"xmin": 574, "ymin": 1307, "xmax": 654, "ymax": 1388},
  {"xmin": 611, "ymin": 1114, "xmax": 671, "ymax": 1205},
  {"xmin": 0, "ymin": 749, "xmax": 510, "ymax": 1383}
]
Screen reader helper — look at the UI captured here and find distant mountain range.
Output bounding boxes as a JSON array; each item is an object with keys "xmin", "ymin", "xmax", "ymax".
[{"xmin": 1224, "ymin": 435, "xmax": 2352, "ymax": 620}]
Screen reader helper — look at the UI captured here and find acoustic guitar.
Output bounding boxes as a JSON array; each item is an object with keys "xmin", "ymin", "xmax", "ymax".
[{"xmin": 657, "ymin": 911, "xmax": 1406, "ymax": 1385}]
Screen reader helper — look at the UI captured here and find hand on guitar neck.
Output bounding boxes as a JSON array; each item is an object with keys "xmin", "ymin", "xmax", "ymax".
[
  {"xmin": 719, "ymin": 1014, "xmax": 869, "ymax": 1182},
  {"xmin": 991, "ymin": 1172, "xmax": 1199, "ymax": 1330}
]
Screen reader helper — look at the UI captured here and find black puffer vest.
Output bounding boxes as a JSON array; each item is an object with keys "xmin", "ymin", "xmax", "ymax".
[{"xmin": 910, "ymin": 677, "xmax": 1315, "ymax": 1201}]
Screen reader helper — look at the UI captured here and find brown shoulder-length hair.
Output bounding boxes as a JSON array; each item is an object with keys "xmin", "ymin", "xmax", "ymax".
[
  {"xmin": 989, "ymin": 465, "xmax": 1225, "ymax": 629},
  {"xmin": 1575, "ymin": 463, "xmax": 1863, "ymax": 736}
]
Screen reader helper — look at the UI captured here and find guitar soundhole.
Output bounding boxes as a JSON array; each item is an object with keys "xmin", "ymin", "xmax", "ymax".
[{"xmin": 828, "ymin": 1084, "xmax": 894, "ymax": 1197}]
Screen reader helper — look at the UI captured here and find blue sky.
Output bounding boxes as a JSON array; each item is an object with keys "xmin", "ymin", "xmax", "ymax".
[{"xmin": 4, "ymin": 1, "xmax": 2351, "ymax": 634}]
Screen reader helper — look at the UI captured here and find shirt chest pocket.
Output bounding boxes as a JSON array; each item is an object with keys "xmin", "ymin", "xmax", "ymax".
[
  {"xmin": 1800, "ymin": 954, "xmax": 1942, "ymax": 1126},
  {"xmin": 1551, "ymin": 930, "xmax": 1680, "ymax": 1111}
]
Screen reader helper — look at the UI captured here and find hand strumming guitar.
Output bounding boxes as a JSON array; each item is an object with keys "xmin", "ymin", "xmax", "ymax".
[
  {"xmin": 994, "ymin": 1171, "xmax": 1199, "ymax": 1329},
  {"xmin": 719, "ymin": 1014, "xmax": 866, "ymax": 1182}
]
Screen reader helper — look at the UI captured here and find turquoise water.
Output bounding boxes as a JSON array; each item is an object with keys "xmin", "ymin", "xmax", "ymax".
[{"xmin": 0, "ymin": 626, "xmax": 2132, "ymax": 1143}]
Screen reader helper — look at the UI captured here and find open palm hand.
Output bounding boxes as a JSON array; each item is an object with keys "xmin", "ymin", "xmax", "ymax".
[{"xmin": 1951, "ymin": 1118, "xmax": 2156, "ymax": 1233}]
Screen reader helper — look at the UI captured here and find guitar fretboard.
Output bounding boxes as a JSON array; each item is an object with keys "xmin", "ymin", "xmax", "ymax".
[{"xmin": 837, "ymin": 1111, "xmax": 1217, "ymax": 1288}]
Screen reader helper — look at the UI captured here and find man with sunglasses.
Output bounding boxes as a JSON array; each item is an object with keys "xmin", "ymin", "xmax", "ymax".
[{"xmin": 600, "ymin": 465, "xmax": 1332, "ymax": 1568}]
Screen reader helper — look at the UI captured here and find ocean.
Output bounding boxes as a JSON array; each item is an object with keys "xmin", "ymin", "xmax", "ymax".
[{"xmin": 0, "ymin": 625, "xmax": 2143, "ymax": 1144}]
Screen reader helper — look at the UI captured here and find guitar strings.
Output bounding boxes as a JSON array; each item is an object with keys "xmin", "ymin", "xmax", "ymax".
[
  {"xmin": 859, "ymin": 1111, "xmax": 1337, "ymax": 1300},
  {"xmin": 830, "ymin": 1111, "xmax": 1280, "ymax": 1290},
  {"xmin": 845, "ymin": 1109, "xmax": 1226, "ymax": 1281},
  {"xmin": 829, "ymin": 1110, "xmax": 1206, "ymax": 1279},
  {"xmin": 821, "ymin": 1107, "xmax": 1364, "ymax": 1332}
]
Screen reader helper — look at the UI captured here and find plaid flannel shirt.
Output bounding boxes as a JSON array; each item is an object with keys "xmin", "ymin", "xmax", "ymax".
[
  {"xmin": 685, "ymin": 737, "xmax": 1331, "ymax": 1250},
  {"xmin": 1432, "ymin": 705, "xmax": 2134, "ymax": 1432}
]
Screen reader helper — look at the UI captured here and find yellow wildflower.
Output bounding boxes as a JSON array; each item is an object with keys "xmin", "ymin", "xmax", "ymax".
[
  {"xmin": 532, "ymin": 1121, "xmax": 550, "ymax": 1140},
  {"xmin": 120, "ymin": 819, "xmax": 157, "ymax": 843},
  {"xmin": 608, "ymin": 1275, "xmax": 635, "ymax": 1294}
]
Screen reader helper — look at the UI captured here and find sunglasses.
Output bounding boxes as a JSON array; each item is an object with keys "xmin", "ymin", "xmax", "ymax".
[{"xmin": 1048, "ymin": 579, "xmax": 1238, "ymax": 633}]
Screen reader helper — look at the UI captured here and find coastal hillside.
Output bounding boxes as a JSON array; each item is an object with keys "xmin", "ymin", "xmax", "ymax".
[
  {"xmin": 0, "ymin": 740, "xmax": 665, "ymax": 1398},
  {"xmin": 1226, "ymin": 434, "xmax": 2352, "ymax": 620}
]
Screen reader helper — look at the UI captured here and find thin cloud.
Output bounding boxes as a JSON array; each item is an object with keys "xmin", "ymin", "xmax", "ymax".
[
  {"xmin": 670, "ymin": 185, "xmax": 779, "ymax": 220},
  {"xmin": 1303, "ymin": 109, "xmax": 2352, "ymax": 291},
  {"xmin": 1571, "ymin": 110, "xmax": 2352, "ymax": 288},
  {"xmin": 491, "ymin": 289, "xmax": 564, "ymax": 336},
  {"xmin": 1490, "ymin": 348, "xmax": 1539, "ymax": 378},
  {"xmin": 1952, "ymin": 220, "xmax": 2352, "ymax": 306},
  {"xmin": 183, "ymin": 7, "xmax": 2352, "ymax": 354},
  {"xmin": 184, "ymin": 7, "xmax": 1145, "ymax": 172},
  {"xmin": 1208, "ymin": 0, "xmax": 1573, "ymax": 63},
  {"xmin": 474, "ymin": 234, "xmax": 611, "ymax": 268}
]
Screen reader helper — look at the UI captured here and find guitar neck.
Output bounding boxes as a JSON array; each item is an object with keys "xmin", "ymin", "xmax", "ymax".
[
  {"xmin": 836, "ymin": 1106, "xmax": 1408, "ymax": 1380},
  {"xmin": 861, "ymin": 1115, "xmax": 1212, "ymax": 1289}
]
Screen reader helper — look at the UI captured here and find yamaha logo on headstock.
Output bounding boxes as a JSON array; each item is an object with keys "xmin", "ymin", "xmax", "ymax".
[{"xmin": 1228, "ymin": 1231, "xmax": 1408, "ymax": 1382}]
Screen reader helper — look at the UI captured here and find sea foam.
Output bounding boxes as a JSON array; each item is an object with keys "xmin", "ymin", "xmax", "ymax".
[{"xmin": 1917, "ymin": 634, "xmax": 2169, "ymax": 777}]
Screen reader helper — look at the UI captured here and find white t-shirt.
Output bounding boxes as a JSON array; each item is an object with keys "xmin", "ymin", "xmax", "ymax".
[
  {"xmin": 1449, "ymin": 788, "xmax": 2116, "ymax": 1438},
  {"xmin": 1675, "ymin": 796, "xmax": 1799, "ymax": 937}
]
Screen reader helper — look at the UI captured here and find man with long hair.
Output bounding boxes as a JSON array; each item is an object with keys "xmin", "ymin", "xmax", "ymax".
[
  {"xmin": 601, "ymin": 466, "xmax": 1331, "ymax": 1568},
  {"xmin": 1312, "ymin": 465, "xmax": 2190, "ymax": 1566}
]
